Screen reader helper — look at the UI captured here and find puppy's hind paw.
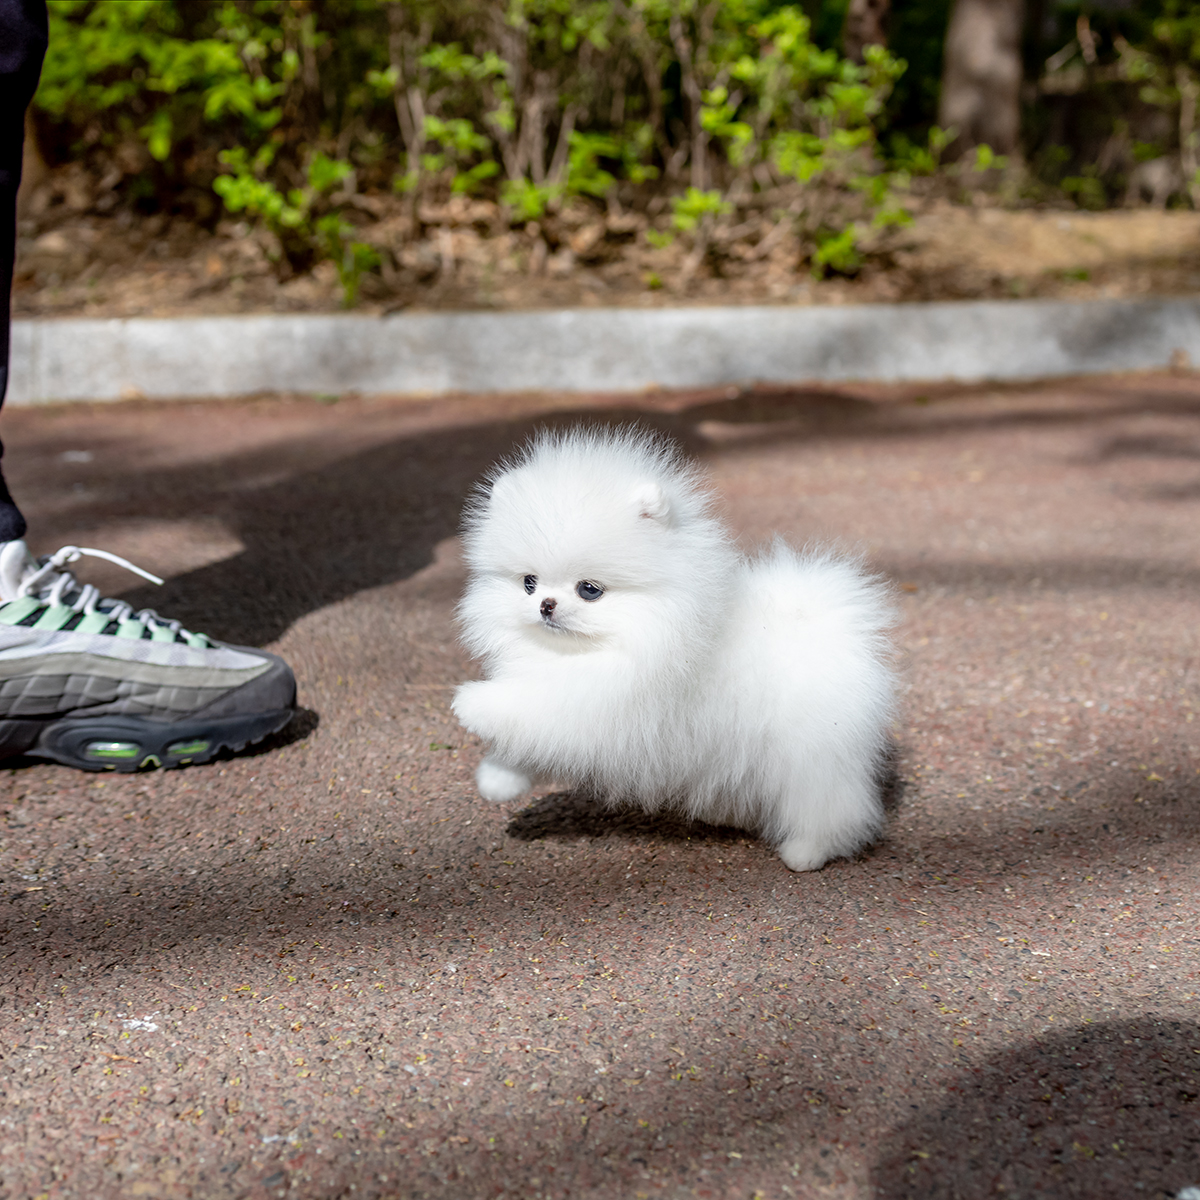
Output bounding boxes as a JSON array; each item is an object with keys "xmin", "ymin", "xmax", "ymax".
[
  {"xmin": 475, "ymin": 758, "xmax": 533, "ymax": 804},
  {"xmin": 777, "ymin": 836, "xmax": 832, "ymax": 873}
]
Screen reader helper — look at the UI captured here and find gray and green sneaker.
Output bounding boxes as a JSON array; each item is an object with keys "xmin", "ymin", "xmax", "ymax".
[{"xmin": 0, "ymin": 540, "xmax": 295, "ymax": 772}]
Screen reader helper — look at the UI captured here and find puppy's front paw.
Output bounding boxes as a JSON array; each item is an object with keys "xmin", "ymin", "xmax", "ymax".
[
  {"xmin": 777, "ymin": 835, "xmax": 832, "ymax": 873},
  {"xmin": 475, "ymin": 757, "xmax": 533, "ymax": 804},
  {"xmin": 452, "ymin": 681, "xmax": 490, "ymax": 735}
]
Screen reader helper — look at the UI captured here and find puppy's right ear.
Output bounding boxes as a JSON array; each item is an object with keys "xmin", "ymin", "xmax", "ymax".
[{"xmin": 632, "ymin": 482, "xmax": 669, "ymax": 522}]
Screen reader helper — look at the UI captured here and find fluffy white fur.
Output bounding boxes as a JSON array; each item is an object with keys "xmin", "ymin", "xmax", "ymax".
[{"xmin": 452, "ymin": 427, "xmax": 896, "ymax": 871}]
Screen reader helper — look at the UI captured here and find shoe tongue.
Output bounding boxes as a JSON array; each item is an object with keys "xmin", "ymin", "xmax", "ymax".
[{"xmin": 0, "ymin": 541, "xmax": 37, "ymax": 602}]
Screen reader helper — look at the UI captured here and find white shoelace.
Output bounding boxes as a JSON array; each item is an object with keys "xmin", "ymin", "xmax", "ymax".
[{"xmin": 18, "ymin": 545, "xmax": 189, "ymax": 636}]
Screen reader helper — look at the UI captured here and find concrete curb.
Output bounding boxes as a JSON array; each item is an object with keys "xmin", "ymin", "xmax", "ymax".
[{"xmin": 9, "ymin": 295, "xmax": 1200, "ymax": 404}]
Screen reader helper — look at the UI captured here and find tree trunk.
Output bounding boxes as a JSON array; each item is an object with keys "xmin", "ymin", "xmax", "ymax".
[
  {"xmin": 842, "ymin": 0, "xmax": 890, "ymax": 64},
  {"xmin": 937, "ymin": 0, "xmax": 1025, "ymax": 158},
  {"xmin": 1178, "ymin": 64, "xmax": 1200, "ymax": 209},
  {"xmin": 386, "ymin": 5, "xmax": 431, "ymax": 168},
  {"xmin": 485, "ymin": 10, "xmax": 528, "ymax": 181},
  {"xmin": 669, "ymin": 3, "xmax": 719, "ymax": 193}
]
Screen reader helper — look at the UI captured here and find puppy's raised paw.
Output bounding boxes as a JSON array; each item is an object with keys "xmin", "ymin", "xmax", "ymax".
[
  {"xmin": 475, "ymin": 757, "xmax": 533, "ymax": 804},
  {"xmin": 452, "ymin": 681, "xmax": 494, "ymax": 736}
]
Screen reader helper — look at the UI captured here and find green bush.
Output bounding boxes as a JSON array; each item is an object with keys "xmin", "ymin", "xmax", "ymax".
[
  {"xmin": 39, "ymin": 0, "xmax": 1196, "ymax": 301},
  {"xmin": 212, "ymin": 147, "xmax": 380, "ymax": 306},
  {"xmin": 37, "ymin": 1, "xmax": 291, "ymax": 166},
  {"xmin": 32, "ymin": 0, "xmax": 914, "ymax": 295}
]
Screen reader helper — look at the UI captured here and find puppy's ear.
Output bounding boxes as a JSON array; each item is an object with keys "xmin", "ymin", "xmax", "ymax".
[{"xmin": 632, "ymin": 482, "xmax": 669, "ymax": 522}]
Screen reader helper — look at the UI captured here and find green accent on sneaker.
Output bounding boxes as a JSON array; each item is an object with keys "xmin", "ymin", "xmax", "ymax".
[
  {"xmin": 13, "ymin": 705, "xmax": 294, "ymax": 773},
  {"xmin": 150, "ymin": 624, "xmax": 178, "ymax": 643},
  {"xmin": 74, "ymin": 611, "xmax": 113, "ymax": 635},
  {"xmin": 0, "ymin": 597, "xmax": 43, "ymax": 625},
  {"xmin": 32, "ymin": 604, "xmax": 78, "ymax": 631},
  {"xmin": 166, "ymin": 738, "xmax": 210, "ymax": 757},
  {"xmin": 116, "ymin": 620, "xmax": 145, "ymax": 639},
  {"xmin": 85, "ymin": 740, "xmax": 142, "ymax": 760},
  {"xmin": 185, "ymin": 631, "xmax": 211, "ymax": 648}
]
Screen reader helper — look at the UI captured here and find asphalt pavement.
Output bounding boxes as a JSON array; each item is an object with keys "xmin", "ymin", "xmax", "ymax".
[{"xmin": 1, "ymin": 372, "xmax": 1198, "ymax": 1199}]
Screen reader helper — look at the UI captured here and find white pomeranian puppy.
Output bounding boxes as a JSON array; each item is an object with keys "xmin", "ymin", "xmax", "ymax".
[{"xmin": 451, "ymin": 427, "xmax": 896, "ymax": 871}]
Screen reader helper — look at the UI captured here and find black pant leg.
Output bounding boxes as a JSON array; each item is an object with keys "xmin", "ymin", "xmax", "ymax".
[{"xmin": 0, "ymin": 0, "xmax": 49, "ymax": 541}]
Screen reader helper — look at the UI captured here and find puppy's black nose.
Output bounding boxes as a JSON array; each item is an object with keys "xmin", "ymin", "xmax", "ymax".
[{"xmin": 540, "ymin": 597, "xmax": 557, "ymax": 617}]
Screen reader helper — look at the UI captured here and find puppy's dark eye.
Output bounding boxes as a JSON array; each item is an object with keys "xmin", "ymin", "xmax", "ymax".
[
  {"xmin": 523, "ymin": 575, "xmax": 537, "ymax": 595},
  {"xmin": 576, "ymin": 580, "xmax": 605, "ymax": 602}
]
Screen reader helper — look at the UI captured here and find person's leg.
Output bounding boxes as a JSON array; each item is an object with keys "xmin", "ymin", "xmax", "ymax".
[
  {"xmin": 0, "ymin": 0, "xmax": 297, "ymax": 770},
  {"xmin": 0, "ymin": 0, "xmax": 48, "ymax": 540}
]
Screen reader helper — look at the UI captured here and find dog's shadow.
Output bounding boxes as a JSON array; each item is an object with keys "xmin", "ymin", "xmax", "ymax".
[
  {"xmin": 506, "ymin": 791, "xmax": 746, "ymax": 844},
  {"xmin": 507, "ymin": 749, "xmax": 906, "ymax": 844}
]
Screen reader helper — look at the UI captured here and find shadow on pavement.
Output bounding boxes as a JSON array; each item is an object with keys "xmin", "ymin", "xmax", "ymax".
[
  {"xmin": 231, "ymin": 704, "xmax": 321, "ymax": 758},
  {"xmin": 9, "ymin": 748, "xmax": 1194, "ymax": 975},
  {"xmin": 16, "ymin": 378, "xmax": 1200, "ymax": 649},
  {"xmin": 888, "ymin": 762, "xmax": 1200, "ymax": 875},
  {"xmin": 506, "ymin": 790, "xmax": 747, "ymax": 845},
  {"xmin": 48, "ymin": 405, "xmax": 700, "ymax": 649},
  {"xmin": 871, "ymin": 1018, "xmax": 1200, "ymax": 1200}
]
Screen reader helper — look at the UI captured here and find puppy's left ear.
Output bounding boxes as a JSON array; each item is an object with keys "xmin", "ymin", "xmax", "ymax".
[{"xmin": 632, "ymin": 482, "xmax": 669, "ymax": 522}]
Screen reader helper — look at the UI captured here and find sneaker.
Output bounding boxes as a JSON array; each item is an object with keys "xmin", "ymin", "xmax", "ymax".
[{"xmin": 0, "ymin": 541, "xmax": 296, "ymax": 772}]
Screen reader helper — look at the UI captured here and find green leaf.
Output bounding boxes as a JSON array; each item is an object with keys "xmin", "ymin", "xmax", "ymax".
[
  {"xmin": 670, "ymin": 187, "xmax": 731, "ymax": 233},
  {"xmin": 141, "ymin": 109, "xmax": 172, "ymax": 162},
  {"xmin": 501, "ymin": 177, "xmax": 561, "ymax": 223},
  {"xmin": 813, "ymin": 224, "xmax": 861, "ymax": 275}
]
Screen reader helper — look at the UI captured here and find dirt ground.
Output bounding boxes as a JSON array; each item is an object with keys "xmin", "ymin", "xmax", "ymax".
[
  {"xmin": 14, "ymin": 188, "xmax": 1200, "ymax": 319},
  {"xmin": 0, "ymin": 373, "xmax": 1198, "ymax": 1199}
]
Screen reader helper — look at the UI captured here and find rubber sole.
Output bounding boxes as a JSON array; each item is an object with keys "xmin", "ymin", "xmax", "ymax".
[{"xmin": 0, "ymin": 708, "xmax": 295, "ymax": 772}]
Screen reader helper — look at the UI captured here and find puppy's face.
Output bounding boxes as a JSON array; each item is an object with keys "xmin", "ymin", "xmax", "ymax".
[
  {"xmin": 458, "ymin": 429, "xmax": 737, "ymax": 676},
  {"xmin": 461, "ymin": 558, "xmax": 637, "ymax": 659},
  {"xmin": 459, "ymin": 469, "xmax": 679, "ymax": 659},
  {"xmin": 518, "ymin": 571, "xmax": 610, "ymax": 639}
]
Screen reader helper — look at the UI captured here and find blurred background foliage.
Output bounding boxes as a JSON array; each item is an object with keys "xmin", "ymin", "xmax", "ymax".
[{"xmin": 23, "ymin": 0, "xmax": 1200, "ymax": 303}]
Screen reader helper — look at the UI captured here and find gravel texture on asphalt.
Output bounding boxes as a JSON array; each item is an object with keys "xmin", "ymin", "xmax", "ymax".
[{"xmin": 0, "ymin": 374, "xmax": 1198, "ymax": 1200}]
